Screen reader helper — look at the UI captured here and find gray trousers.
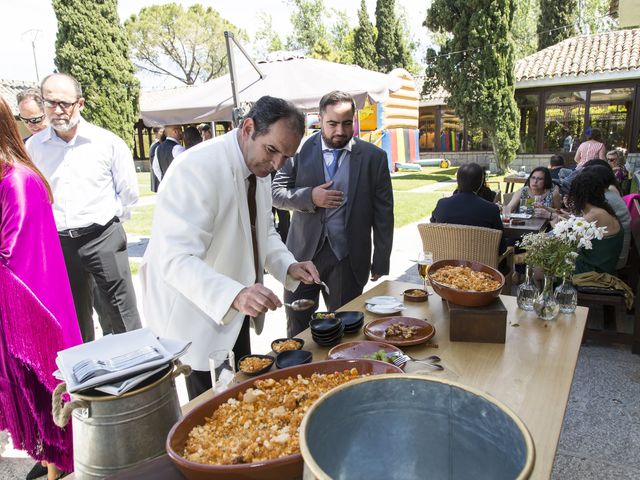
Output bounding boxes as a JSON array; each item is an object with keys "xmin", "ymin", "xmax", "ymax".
[{"xmin": 59, "ymin": 220, "xmax": 141, "ymax": 342}]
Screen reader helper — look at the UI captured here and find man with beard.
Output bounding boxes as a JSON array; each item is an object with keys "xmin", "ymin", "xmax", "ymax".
[
  {"xmin": 27, "ymin": 73, "xmax": 141, "ymax": 342},
  {"xmin": 272, "ymin": 91, "xmax": 394, "ymax": 336}
]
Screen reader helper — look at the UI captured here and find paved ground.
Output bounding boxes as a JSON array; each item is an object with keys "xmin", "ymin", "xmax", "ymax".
[{"xmin": 2, "ymin": 210, "xmax": 639, "ymax": 478}]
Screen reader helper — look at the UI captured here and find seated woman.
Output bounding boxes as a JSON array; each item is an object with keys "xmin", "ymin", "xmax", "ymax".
[
  {"xmin": 563, "ymin": 170, "xmax": 623, "ymax": 274},
  {"xmin": 504, "ymin": 167, "xmax": 561, "ymax": 218},
  {"xmin": 606, "ymin": 150, "xmax": 629, "ymax": 187}
]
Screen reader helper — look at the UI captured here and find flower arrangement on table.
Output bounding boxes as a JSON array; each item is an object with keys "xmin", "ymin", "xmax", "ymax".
[
  {"xmin": 517, "ymin": 216, "xmax": 607, "ymax": 319},
  {"xmin": 518, "ymin": 215, "xmax": 607, "ymax": 277}
]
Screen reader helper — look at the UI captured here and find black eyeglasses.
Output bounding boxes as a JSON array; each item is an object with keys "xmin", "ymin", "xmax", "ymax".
[
  {"xmin": 43, "ymin": 99, "xmax": 79, "ymax": 111},
  {"xmin": 19, "ymin": 114, "xmax": 46, "ymax": 125}
]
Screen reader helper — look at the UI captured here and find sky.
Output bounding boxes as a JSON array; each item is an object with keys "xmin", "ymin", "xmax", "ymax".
[{"xmin": 1, "ymin": 0, "xmax": 430, "ymax": 89}]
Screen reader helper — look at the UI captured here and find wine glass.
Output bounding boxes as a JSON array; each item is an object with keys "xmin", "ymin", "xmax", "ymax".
[{"xmin": 417, "ymin": 251, "xmax": 434, "ymax": 291}]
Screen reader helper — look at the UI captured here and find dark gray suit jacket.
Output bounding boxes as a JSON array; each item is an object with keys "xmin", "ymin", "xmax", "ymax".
[{"xmin": 272, "ymin": 133, "xmax": 394, "ymax": 288}]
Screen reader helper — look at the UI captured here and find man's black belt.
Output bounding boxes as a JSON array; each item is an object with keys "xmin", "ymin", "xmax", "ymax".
[{"xmin": 59, "ymin": 216, "xmax": 118, "ymax": 238}]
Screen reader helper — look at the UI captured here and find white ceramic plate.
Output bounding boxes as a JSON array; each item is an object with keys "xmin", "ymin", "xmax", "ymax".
[
  {"xmin": 365, "ymin": 296, "xmax": 401, "ymax": 306},
  {"xmin": 366, "ymin": 303, "xmax": 405, "ymax": 315}
]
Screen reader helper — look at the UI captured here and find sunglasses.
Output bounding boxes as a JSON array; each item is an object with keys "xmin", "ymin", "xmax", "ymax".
[
  {"xmin": 43, "ymin": 99, "xmax": 79, "ymax": 111},
  {"xmin": 20, "ymin": 114, "xmax": 46, "ymax": 125}
]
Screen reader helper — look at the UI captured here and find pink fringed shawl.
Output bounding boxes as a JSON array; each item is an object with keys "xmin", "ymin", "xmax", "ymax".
[{"xmin": 0, "ymin": 164, "xmax": 81, "ymax": 471}]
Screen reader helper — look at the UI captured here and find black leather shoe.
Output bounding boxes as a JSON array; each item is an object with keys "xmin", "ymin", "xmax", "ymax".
[{"xmin": 25, "ymin": 462, "xmax": 47, "ymax": 480}]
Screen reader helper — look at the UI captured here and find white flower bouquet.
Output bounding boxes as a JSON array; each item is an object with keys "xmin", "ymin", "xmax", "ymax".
[{"xmin": 518, "ymin": 216, "xmax": 607, "ymax": 277}]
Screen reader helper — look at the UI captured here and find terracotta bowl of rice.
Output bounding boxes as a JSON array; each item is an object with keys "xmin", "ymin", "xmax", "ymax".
[{"xmin": 427, "ymin": 259, "xmax": 504, "ymax": 307}]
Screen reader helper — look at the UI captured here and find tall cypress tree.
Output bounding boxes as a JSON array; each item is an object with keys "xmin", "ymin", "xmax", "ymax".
[
  {"xmin": 375, "ymin": 0, "xmax": 399, "ymax": 72},
  {"xmin": 424, "ymin": 0, "xmax": 520, "ymax": 170},
  {"xmin": 353, "ymin": 0, "xmax": 379, "ymax": 71},
  {"xmin": 52, "ymin": 0, "xmax": 139, "ymax": 149},
  {"xmin": 537, "ymin": 0, "xmax": 576, "ymax": 50}
]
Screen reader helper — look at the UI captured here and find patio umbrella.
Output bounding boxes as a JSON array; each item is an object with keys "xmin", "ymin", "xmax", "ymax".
[{"xmin": 140, "ymin": 57, "xmax": 402, "ymax": 126}]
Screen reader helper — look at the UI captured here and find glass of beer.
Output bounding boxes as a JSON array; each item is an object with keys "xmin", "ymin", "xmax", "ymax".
[{"xmin": 417, "ymin": 251, "xmax": 433, "ymax": 291}]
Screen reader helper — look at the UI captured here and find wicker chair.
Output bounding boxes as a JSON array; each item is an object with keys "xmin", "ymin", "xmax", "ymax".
[{"xmin": 417, "ymin": 223, "xmax": 514, "ymax": 294}]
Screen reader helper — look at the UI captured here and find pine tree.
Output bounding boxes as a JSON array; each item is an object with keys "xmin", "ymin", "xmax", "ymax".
[
  {"xmin": 424, "ymin": 0, "xmax": 520, "ymax": 170},
  {"xmin": 353, "ymin": 0, "xmax": 379, "ymax": 71},
  {"xmin": 537, "ymin": 0, "xmax": 576, "ymax": 50},
  {"xmin": 375, "ymin": 0, "xmax": 399, "ymax": 72},
  {"xmin": 52, "ymin": 0, "xmax": 139, "ymax": 149}
]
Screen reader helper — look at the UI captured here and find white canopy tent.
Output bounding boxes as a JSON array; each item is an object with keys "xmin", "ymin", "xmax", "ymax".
[{"xmin": 139, "ymin": 57, "xmax": 402, "ymax": 126}]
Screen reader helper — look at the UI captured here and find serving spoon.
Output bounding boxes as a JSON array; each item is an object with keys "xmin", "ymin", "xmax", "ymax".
[{"xmin": 284, "ymin": 299, "xmax": 316, "ymax": 311}]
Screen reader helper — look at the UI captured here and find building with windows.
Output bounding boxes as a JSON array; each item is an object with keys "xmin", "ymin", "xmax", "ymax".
[{"xmin": 419, "ymin": 28, "xmax": 640, "ymax": 171}]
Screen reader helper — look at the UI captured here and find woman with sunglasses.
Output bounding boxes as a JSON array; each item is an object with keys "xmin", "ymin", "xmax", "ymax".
[
  {"xmin": 0, "ymin": 97, "xmax": 81, "ymax": 479},
  {"xmin": 606, "ymin": 150, "xmax": 629, "ymax": 185},
  {"xmin": 504, "ymin": 166, "xmax": 562, "ymax": 218}
]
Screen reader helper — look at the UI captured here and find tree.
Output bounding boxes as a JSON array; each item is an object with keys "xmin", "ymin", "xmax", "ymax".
[
  {"xmin": 374, "ymin": 0, "xmax": 412, "ymax": 72},
  {"xmin": 353, "ymin": 0, "xmax": 379, "ymax": 71},
  {"xmin": 424, "ymin": 0, "xmax": 521, "ymax": 170},
  {"xmin": 537, "ymin": 0, "xmax": 576, "ymax": 50},
  {"xmin": 329, "ymin": 9, "xmax": 355, "ymax": 64},
  {"xmin": 125, "ymin": 3, "xmax": 244, "ymax": 85},
  {"xmin": 286, "ymin": 0, "xmax": 328, "ymax": 52},
  {"xmin": 254, "ymin": 12, "xmax": 283, "ymax": 58},
  {"xmin": 52, "ymin": 0, "xmax": 139, "ymax": 149},
  {"xmin": 576, "ymin": 0, "xmax": 618, "ymax": 35},
  {"xmin": 512, "ymin": 0, "xmax": 540, "ymax": 59}
]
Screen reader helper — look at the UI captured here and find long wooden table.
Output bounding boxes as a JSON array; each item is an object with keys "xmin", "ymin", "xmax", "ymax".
[
  {"xmin": 503, "ymin": 217, "xmax": 549, "ymax": 240},
  {"xmin": 102, "ymin": 280, "xmax": 587, "ymax": 479}
]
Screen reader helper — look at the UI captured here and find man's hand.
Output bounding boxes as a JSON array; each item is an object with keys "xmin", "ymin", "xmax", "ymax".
[
  {"xmin": 370, "ymin": 273, "xmax": 383, "ymax": 282},
  {"xmin": 232, "ymin": 284, "xmax": 282, "ymax": 317},
  {"xmin": 288, "ymin": 261, "xmax": 320, "ymax": 284},
  {"xmin": 312, "ymin": 181, "xmax": 344, "ymax": 209}
]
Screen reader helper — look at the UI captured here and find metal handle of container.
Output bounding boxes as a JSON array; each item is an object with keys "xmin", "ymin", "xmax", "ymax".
[
  {"xmin": 171, "ymin": 360, "xmax": 192, "ymax": 379},
  {"xmin": 52, "ymin": 382, "xmax": 90, "ymax": 428}
]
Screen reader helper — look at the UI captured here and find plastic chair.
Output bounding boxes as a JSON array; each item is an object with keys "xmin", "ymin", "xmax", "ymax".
[{"xmin": 417, "ymin": 223, "xmax": 514, "ymax": 294}]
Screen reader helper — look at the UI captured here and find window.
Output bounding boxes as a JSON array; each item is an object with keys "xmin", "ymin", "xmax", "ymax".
[
  {"xmin": 589, "ymin": 87, "xmax": 634, "ymax": 150},
  {"xmin": 419, "ymin": 107, "xmax": 436, "ymax": 151},
  {"xmin": 543, "ymin": 91, "xmax": 586, "ymax": 153},
  {"xmin": 516, "ymin": 94, "xmax": 539, "ymax": 153}
]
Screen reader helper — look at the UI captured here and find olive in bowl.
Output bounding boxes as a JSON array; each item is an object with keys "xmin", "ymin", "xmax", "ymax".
[{"xmin": 238, "ymin": 354, "xmax": 275, "ymax": 376}]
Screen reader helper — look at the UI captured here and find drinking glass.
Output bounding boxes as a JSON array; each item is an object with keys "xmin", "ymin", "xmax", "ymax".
[
  {"xmin": 208, "ymin": 350, "xmax": 236, "ymax": 393},
  {"xmin": 417, "ymin": 251, "xmax": 434, "ymax": 291}
]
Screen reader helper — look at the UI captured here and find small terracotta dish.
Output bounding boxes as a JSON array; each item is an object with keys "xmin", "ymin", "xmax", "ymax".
[
  {"xmin": 237, "ymin": 354, "xmax": 274, "ymax": 377},
  {"xmin": 276, "ymin": 350, "xmax": 313, "ymax": 369},
  {"xmin": 403, "ymin": 288, "xmax": 429, "ymax": 302},
  {"xmin": 271, "ymin": 338, "xmax": 305, "ymax": 353}
]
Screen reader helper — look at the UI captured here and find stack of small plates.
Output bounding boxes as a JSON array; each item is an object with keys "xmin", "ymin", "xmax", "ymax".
[
  {"xmin": 310, "ymin": 315, "xmax": 344, "ymax": 347},
  {"xmin": 365, "ymin": 296, "xmax": 405, "ymax": 315},
  {"xmin": 337, "ymin": 311, "xmax": 365, "ymax": 334}
]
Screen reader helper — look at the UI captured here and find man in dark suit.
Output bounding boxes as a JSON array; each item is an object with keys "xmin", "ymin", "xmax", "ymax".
[
  {"xmin": 430, "ymin": 162, "xmax": 505, "ymax": 253},
  {"xmin": 273, "ymin": 91, "xmax": 394, "ymax": 336},
  {"xmin": 154, "ymin": 124, "xmax": 184, "ymax": 182}
]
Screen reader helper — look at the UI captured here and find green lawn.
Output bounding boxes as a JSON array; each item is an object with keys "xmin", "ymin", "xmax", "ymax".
[
  {"xmin": 391, "ymin": 166, "xmax": 458, "ymax": 191},
  {"xmin": 125, "ymin": 204, "xmax": 155, "ymax": 237},
  {"xmin": 137, "ymin": 172, "xmax": 154, "ymax": 197},
  {"xmin": 393, "ymin": 191, "xmax": 443, "ymax": 228}
]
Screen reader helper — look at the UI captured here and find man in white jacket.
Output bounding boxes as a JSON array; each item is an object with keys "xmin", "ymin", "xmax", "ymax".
[{"xmin": 141, "ymin": 96, "xmax": 319, "ymax": 399}]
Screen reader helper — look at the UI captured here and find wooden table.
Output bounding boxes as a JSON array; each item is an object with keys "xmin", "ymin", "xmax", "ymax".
[
  {"xmin": 503, "ymin": 217, "xmax": 549, "ymax": 240},
  {"xmin": 104, "ymin": 280, "xmax": 587, "ymax": 479},
  {"xmin": 504, "ymin": 174, "xmax": 528, "ymax": 193}
]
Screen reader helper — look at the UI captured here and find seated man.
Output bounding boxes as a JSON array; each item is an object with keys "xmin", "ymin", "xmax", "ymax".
[
  {"xmin": 431, "ymin": 162, "xmax": 505, "ymax": 254},
  {"xmin": 548, "ymin": 154, "xmax": 565, "ymax": 180}
]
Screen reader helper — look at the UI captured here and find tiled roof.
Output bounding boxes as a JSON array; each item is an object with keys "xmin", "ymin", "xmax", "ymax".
[
  {"xmin": 0, "ymin": 79, "xmax": 38, "ymax": 115},
  {"xmin": 515, "ymin": 28, "xmax": 640, "ymax": 82}
]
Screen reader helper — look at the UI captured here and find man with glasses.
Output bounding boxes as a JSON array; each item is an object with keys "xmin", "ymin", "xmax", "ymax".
[
  {"xmin": 16, "ymin": 88, "xmax": 48, "ymax": 141},
  {"xmin": 26, "ymin": 73, "xmax": 141, "ymax": 342}
]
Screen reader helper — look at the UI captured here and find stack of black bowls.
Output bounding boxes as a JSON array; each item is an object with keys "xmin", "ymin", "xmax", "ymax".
[
  {"xmin": 337, "ymin": 311, "xmax": 364, "ymax": 334},
  {"xmin": 310, "ymin": 314, "xmax": 344, "ymax": 347}
]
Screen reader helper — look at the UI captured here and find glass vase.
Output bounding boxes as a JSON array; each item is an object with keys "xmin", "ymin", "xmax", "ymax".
[
  {"xmin": 555, "ymin": 274, "xmax": 577, "ymax": 314},
  {"xmin": 534, "ymin": 274, "xmax": 560, "ymax": 321},
  {"xmin": 516, "ymin": 265, "xmax": 538, "ymax": 311}
]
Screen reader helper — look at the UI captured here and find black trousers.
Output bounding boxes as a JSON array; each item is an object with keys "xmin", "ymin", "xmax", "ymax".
[
  {"xmin": 284, "ymin": 241, "xmax": 363, "ymax": 337},
  {"xmin": 59, "ymin": 221, "xmax": 141, "ymax": 343},
  {"xmin": 185, "ymin": 316, "xmax": 251, "ymax": 401}
]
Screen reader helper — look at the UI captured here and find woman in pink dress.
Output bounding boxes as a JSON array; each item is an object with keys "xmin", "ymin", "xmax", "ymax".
[
  {"xmin": 574, "ymin": 127, "xmax": 606, "ymax": 167},
  {"xmin": 0, "ymin": 97, "xmax": 82, "ymax": 478}
]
